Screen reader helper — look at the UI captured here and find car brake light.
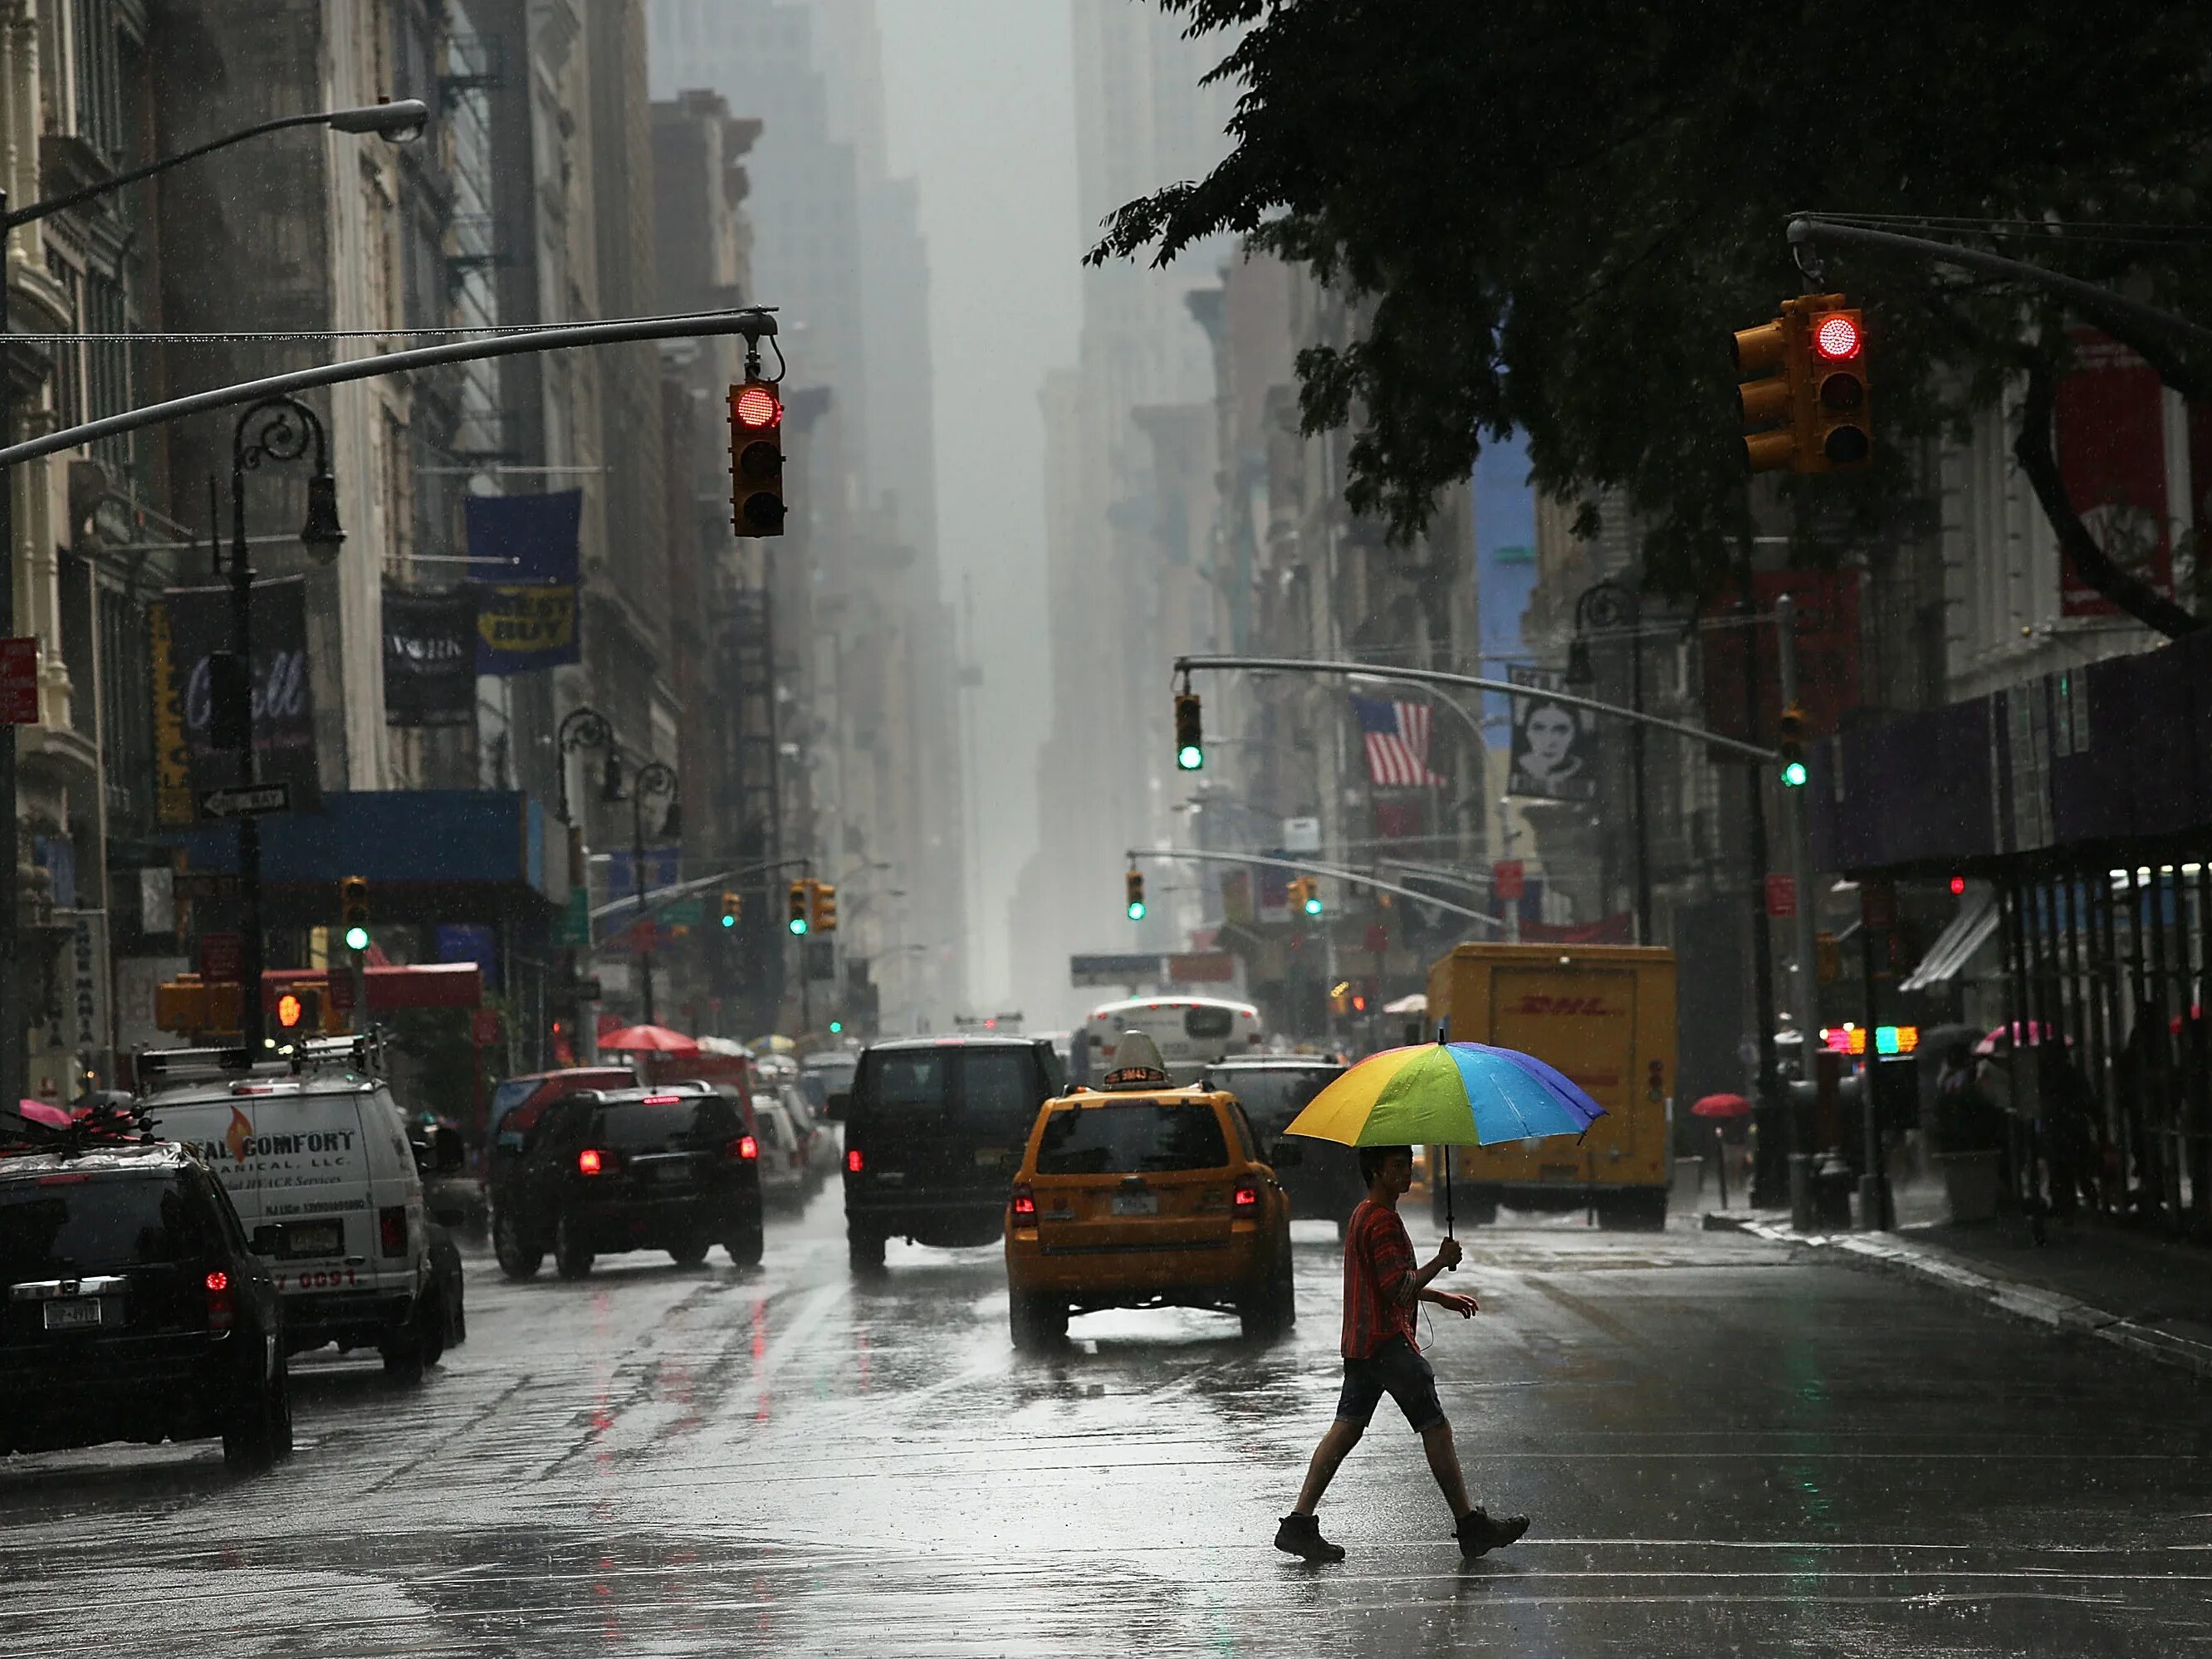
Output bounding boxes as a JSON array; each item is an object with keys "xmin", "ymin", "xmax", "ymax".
[
  {"xmin": 845, "ymin": 1148, "xmax": 864, "ymax": 1174},
  {"xmin": 643, "ymin": 1093, "xmax": 681, "ymax": 1104},
  {"xmin": 1011, "ymin": 1183, "xmax": 1036, "ymax": 1221},
  {"xmin": 1233, "ymin": 1178, "xmax": 1260, "ymax": 1212},
  {"xmin": 379, "ymin": 1206, "xmax": 409, "ymax": 1256},
  {"xmin": 206, "ymin": 1269, "xmax": 235, "ymax": 1332},
  {"xmin": 728, "ymin": 1134, "xmax": 759, "ymax": 1162},
  {"xmin": 578, "ymin": 1147, "xmax": 604, "ymax": 1176}
]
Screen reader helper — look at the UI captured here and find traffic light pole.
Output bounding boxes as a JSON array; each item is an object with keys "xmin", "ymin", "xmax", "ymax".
[{"xmin": 1775, "ymin": 595, "xmax": 1822, "ymax": 1076}]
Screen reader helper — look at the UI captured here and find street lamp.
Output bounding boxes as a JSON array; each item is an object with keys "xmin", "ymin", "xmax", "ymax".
[
  {"xmin": 228, "ymin": 395, "xmax": 342, "ymax": 1050},
  {"xmin": 1568, "ymin": 578, "xmax": 1651, "ymax": 946},
  {"xmin": 0, "ymin": 98, "xmax": 427, "ymax": 1099},
  {"xmin": 619, "ymin": 761, "xmax": 679, "ymax": 1027},
  {"xmin": 555, "ymin": 705, "xmax": 614, "ymax": 825}
]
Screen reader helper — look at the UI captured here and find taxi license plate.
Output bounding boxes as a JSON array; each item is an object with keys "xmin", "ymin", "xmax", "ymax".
[
  {"xmin": 1111, "ymin": 1192, "xmax": 1157, "ymax": 1216},
  {"xmin": 43, "ymin": 1298, "xmax": 103, "ymax": 1331}
]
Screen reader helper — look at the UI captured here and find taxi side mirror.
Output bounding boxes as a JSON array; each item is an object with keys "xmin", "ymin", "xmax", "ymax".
[
  {"xmin": 825, "ymin": 1092, "xmax": 850, "ymax": 1123},
  {"xmin": 1270, "ymin": 1137, "xmax": 1304, "ymax": 1168}
]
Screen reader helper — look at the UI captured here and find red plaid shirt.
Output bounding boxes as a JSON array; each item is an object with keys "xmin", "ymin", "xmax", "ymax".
[{"xmin": 1341, "ymin": 1198, "xmax": 1419, "ymax": 1358}]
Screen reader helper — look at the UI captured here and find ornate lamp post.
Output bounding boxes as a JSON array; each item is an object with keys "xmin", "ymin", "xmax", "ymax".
[
  {"xmin": 1567, "ymin": 578, "xmax": 1650, "ymax": 945},
  {"xmin": 620, "ymin": 761, "xmax": 678, "ymax": 1027},
  {"xmin": 229, "ymin": 395, "xmax": 345, "ymax": 1050}
]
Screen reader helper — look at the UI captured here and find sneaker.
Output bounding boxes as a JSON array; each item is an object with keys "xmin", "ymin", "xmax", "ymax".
[
  {"xmin": 1275, "ymin": 1511, "xmax": 1347, "ymax": 1564},
  {"xmin": 1456, "ymin": 1506, "xmax": 1530, "ymax": 1559}
]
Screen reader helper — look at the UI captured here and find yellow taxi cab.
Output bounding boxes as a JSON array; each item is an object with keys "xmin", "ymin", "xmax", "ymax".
[{"xmin": 1003, "ymin": 1033, "xmax": 1294, "ymax": 1348}]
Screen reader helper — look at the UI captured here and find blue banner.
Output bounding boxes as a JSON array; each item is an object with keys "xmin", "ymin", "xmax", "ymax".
[{"xmin": 467, "ymin": 492, "xmax": 582, "ymax": 676}]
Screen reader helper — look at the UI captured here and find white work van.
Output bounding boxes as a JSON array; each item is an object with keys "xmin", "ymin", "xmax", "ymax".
[{"xmin": 135, "ymin": 1036, "xmax": 457, "ymax": 1380}]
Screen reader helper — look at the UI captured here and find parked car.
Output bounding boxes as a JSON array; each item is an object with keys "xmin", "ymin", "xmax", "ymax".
[
  {"xmin": 799, "ymin": 1048, "xmax": 859, "ymax": 1121},
  {"xmin": 1003, "ymin": 1068, "xmax": 1294, "ymax": 1348},
  {"xmin": 1199, "ymin": 1056, "xmax": 1361, "ymax": 1231},
  {"xmin": 835, "ymin": 1036, "xmax": 1063, "ymax": 1272},
  {"xmin": 783, "ymin": 1082, "xmax": 839, "ymax": 1184},
  {"xmin": 137, "ymin": 1036, "xmax": 461, "ymax": 1382},
  {"xmin": 751, "ymin": 1092, "xmax": 812, "ymax": 1209},
  {"xmin": 491, "ymin": 1085, "xmax": 763, "ymax": 1278},
  {"xmin": 1, "ymin": 1137, "xmax": 292, "ymax": 1470}
]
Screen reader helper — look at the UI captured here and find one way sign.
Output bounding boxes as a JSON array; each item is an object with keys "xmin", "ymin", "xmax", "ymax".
[{"xmin": 199, "ymin": 781, "xmax": 292, "ymax": 820}]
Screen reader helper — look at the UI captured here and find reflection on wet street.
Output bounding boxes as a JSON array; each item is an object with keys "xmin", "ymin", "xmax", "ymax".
[{"xmin": 2, "ymin": 1187, "xmax": 2208, "ymax": 1656}]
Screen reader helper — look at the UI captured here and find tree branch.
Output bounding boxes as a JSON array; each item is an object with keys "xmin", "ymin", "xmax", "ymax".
[{"xmin": 2012, "ymin": 350, "xmax": 2204, "ymax": 638}]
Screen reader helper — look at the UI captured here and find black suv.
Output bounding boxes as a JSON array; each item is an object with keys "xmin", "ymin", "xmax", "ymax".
[
  {"xmin": 834, "ymin": 1037, "xmax": 1062, "ymax": 1271},
  {"xmin": 1, "ymin": 1140, "xmax": 291, "ymax": 1470},
  {"xmin": 491, "ymin": 1084, "xmax": 763, "ymax": 1279},
  {"xmin": 1200, "ymin": 1057, "xmax": 1363, "ymax": 1231}
]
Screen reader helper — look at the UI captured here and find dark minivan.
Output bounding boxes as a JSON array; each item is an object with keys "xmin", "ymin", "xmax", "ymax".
[
  {"xmin": 491, "ymin": 1084, "xmax": 763, "ymax": 1279},
  {"xmin": 1, "ymin": 1141, "xmax": 291, "ymax": 1469},
  {"xmin": 835, "ymin": 1037, "xmax": 1062, "ymax": 1271},
  {"xmin": 1200, "ymin": 1057, "xmax": 1363, "ymax": 1231}
]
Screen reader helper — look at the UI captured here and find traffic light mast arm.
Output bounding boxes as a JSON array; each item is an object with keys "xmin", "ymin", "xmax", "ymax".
[
  {"xmin": 586, "ymin": 856, "xmax": 812, "ymax": 937},
  {"xmin": 1171, "ymin": 655, "xmax": 1779, "ymax": 761},
  {"xmin": 1125, "ymin": 847, "xmax": 1503, "ymax": 927}
]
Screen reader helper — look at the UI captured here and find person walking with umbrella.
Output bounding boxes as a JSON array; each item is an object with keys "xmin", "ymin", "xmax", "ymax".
[{"xmin": 1271, "ymin": 1030, "xmax": 1599, "ymax": 1564}]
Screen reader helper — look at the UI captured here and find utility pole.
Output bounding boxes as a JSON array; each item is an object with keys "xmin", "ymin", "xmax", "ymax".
[
  {"xmin": 1745, "ymin": 587, "xmax": 1787, "ymax": 1210},
  {"xmin": 1775, "ymin": 595, "xmax": 1821, "ymax": 1084}
]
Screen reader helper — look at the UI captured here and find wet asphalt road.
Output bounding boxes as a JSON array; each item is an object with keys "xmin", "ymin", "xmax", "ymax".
[{"xmin": 2, "ymin": 1181, "xmax": 2210, "ymax": 1657}]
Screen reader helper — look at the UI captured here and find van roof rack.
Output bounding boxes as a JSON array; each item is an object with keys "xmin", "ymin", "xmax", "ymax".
[{"xmin": 136, "ymin": 1030, "xmax": 387, "ymax": 1086}]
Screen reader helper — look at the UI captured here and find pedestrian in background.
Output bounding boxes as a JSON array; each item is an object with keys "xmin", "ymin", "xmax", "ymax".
[{"xmin": 1274, "ymin": 1144, "xmax": 1528, "ymax": 1564}]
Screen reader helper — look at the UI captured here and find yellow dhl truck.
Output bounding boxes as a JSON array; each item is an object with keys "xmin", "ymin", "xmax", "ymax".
[{"xmin": 1423, "ymin": 942, "xmax": 1676, "ymax": 1231}]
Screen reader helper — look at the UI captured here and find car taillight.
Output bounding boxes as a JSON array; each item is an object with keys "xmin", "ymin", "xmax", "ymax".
[
  {"xmin": 1233, "ymin": 1178, "xmax": 1260, "ymax": 1213},
  {"xmin": 727, "ymin": 1135, "xmax": 759, "ymax": 1162},
  {"xmin": 1011, "ymin": 1183, "xmax": 1036, "ymax": 1221},
  {"xmin": 205, "ymin": 1268, "xmax": 235, "ymax": 1333},
  {"xmin": 379, "ymin": 1206, "xmax": 409, "ymax": 1257},
  {"xmin": 578, "ymin": 1147, "xmax": 604, "ymax": 1177},
  {"xmin": 845, "ymin": 1148, "xmax": 864, "ymax": 1174}
]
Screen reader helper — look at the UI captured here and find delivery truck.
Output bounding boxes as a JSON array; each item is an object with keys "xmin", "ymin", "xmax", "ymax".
[{"xmin": 1423, "ymin": 942, "xmax": 1676, "ymax": 1230}]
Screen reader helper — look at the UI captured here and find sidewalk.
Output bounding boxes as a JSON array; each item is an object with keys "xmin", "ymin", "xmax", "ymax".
[{"xmin": 1701, "ymin": 1179, "xmax": 2212, "ymax": 1382}]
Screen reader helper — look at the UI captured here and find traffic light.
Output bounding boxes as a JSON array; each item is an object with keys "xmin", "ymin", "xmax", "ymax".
[
  {"xmin": 274, "ymin": 986, "xmax": 323, "ymax": 1037},
  {"xmin": 729, "ymin": 379, "xmax": 786, "ymax": 537},
  {"xmin": 340, "ymin": 875, "xmax": 369, "ymax": 952},
  {"xmin": 1804, "ymin": 302, "xmax": 1871, "ymax": 469},
  {"xmin": 1174, "ymin": 691, "xmax": 1203, "ymax": 771},
  {"xmin": 1288, "ymin": 876, "xmax": 1323, "ymax": 917},
  {"xmin": 1124, "ymin": 868, "xmax": 1146, "ymax": 922},
  {"xmin": 810, "ymin": 881, "xmax": 838, "ymax": 933},
  {"xmin": 720, "ymin": 890, "xmax": 741, "ymax": 928},
  {"xmin": 1777, "ymin": 702, "xmax": 1808, "ymax": 788},
  {"xmin": 786, "ymin": 880, "xmax": 810, "ymax": 936},
  {"xmin": 1731, "ymin": 293, "xmax": 1871, "ymax": 474}
]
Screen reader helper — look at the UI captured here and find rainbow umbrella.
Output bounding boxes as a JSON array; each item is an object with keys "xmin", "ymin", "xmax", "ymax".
[{"xmin": 1283, "ymin": 1036, "xmax": 1605, "ymax": 1231}]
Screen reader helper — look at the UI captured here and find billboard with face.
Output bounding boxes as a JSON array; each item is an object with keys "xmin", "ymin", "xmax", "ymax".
[{"xmin": 1508, "ymin": 668, "xmax": 1596, "ymax": 801}]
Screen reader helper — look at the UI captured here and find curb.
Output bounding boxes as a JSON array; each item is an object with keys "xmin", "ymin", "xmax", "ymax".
[{"xmin": 1724, "ymin": 1216, "xmax": 2212, "ymax": 1383}]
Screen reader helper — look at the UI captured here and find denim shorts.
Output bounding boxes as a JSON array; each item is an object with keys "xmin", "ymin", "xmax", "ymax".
[{"xmin": 1335, "ymin": 1335, "xmax": 1446, "ymax": 1433}]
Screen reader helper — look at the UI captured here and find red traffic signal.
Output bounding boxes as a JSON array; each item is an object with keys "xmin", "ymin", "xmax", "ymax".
[
  {"xmin": 734, "ymin": 382, "xmax": 782, "ymax": 430},
  {"xmin": 1812, "ymin": 312, "xmax": 1862, "ymax": 362},
  {"xmin": 729, "ymin": 380, "xmax": 787, "ymax": 538}
]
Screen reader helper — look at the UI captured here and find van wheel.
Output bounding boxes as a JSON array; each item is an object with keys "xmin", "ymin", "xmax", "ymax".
[
  {"xmin": 553, "ymin": 1212, "xmax": 595, "ymax": 1280},
  {"xmin": 493, "ymin": 1211, "xmax": 542, "ymax": 1280},
  {"xmin": 417, "ymin": 1296, "xmax": 447, "ymax": 1370},
  {"xmin": 1461, "ymin": 1193, "xmax": 1500, "ymax": 1228},
  {"xmin": 724, "ymin": 1221, "xmax": 765, "ymax": 1268},
  {"xmin": 668, "ymin": 1233, "xmax": 711, "ymax": 1267},
  {"xmin": 380, "ymin": 1318, "xmax": 426, "ymax": 1385},
  {"xmin": 1008, "ymin": 1290, "xmax": 1065, "ymax": 1350},
  {"xmin": 847, "ymin": 1226, "xmax": 885, "ymax": 1275}
]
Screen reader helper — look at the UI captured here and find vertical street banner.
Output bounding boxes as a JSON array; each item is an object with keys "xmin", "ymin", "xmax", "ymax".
[
  {"xmin": 382, "ymin": 585, "xmax": 478, "ymax": 727},
  {"xmin": 155, "ymin": 576, "xmax": 320, "ymax": 818},
  {"xmin": 2053, "ymin": 328, "xmax": 2178, "ymax": 618},
  {"xmin": 1506, "ymin": 665, "xmax": 1596, "ymax": 801},
  {"xmin": 148, "ymin": 599, "xmax": 194, "ymax": 826},
  {"xmin": 467, "ymin": 490, "xmax": 582, "ymax": 675}
]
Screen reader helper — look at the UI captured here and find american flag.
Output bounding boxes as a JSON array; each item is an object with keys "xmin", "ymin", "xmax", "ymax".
[{"xmin": 1349, "ymin": 693, "xmax": 1446, "ymax": 787}]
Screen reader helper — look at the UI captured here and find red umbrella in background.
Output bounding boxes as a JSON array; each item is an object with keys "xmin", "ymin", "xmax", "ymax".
[
  {"xmin": 1690, "ymin": 1093, "xmax": 1751, "ymax": 1120},
  {"xmin": 13, "ymin": 1099, "xmax": 71, "ymax": 1130},
  {"xmin": 598, "ymin": 1024, "xmax": 699, "ymax": 1056},
  {"xmin": 1973, "ymin": 1021, "xmax": 2067, "ymax": 1057}
]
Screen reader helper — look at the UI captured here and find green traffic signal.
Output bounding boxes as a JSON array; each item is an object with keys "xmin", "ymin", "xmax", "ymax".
[
  {"xmin": 1176, "ymin": 742, "xmax": 1203, "ymax": 771},
  {"xmin": 830, "ymin": 1020, "xmax": 844, "ymax": 1034},
  {"xmin": 788, "ymin": 915, "xmax": 809, "ymax": 936},
  {"xmin": 1302, "ymin": 894, "xmax": 1323, "ymax": 917},
  {"xmin": 1780, "ymin": 756, "xmax": 1808, "ymax": 788},
  {"xmin": 343, "ymin": 925, "xmax": 369, "ymax": 952},
  {"xmin": 1126, "ymin": 899, "xmax": 1146, "ymax": 922}
]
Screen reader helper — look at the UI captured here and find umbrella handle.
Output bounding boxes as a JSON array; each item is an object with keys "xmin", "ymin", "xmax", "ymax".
[{"xmin": 1444, "ymin": 1148, "xmax": 1456, "ymax": 1265}]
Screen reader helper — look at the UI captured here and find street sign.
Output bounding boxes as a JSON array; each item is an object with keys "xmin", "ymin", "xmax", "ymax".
[
  {"xmin": 173, "ymin": 870, "xmax": 242, "ymax": 902},
  {"xmin": 1167, "ymin": 952, "xmax": 1236, "ymax": 983},
  {"xmin": 0, "ymin": 637, "xmax": 36, "ymax": 724},
  {"xmin": 1493, "ymin": 860, "xmax": 1525, "ymax": 902},
  {"xmin": 1764, "ymin": 874, "xmax": 1797, "ymax": 918},
  {"xmin": 199, "ymin": 781, "xmax": 291, "ymax": 820},
  {"xmin": 470, "ymin": 1008, "xmax": 502, "ymax": 1046},
  {"xmin": 199, "ymin": 932, "xmax": 242, "ymax": 982},
  {"xmin": 1282, "ymin": 816, "xmax": 1322, "ymax": 854},
  {"xmin": 559, "ymin": 887, "xmax": 590, "ymax": 947}
]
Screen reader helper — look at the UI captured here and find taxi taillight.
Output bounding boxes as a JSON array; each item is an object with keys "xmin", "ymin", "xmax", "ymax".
[
  {"xmin": 1011, "ymin": 1183, "xmax": 1037, "ymax": 1222},
  {"xmin": 845, "ymin": 1148, "xmax": 864, "ymax": 1175},
  {"xmin": 1232, "ymin": 1177, "xmax": 1260, "ymax": 1213}
]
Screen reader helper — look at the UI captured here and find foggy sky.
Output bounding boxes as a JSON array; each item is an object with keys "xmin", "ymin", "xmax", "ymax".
[{"xmin": 875, "ymin": 0, "xmax": 1081, "ymax": 1007}]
